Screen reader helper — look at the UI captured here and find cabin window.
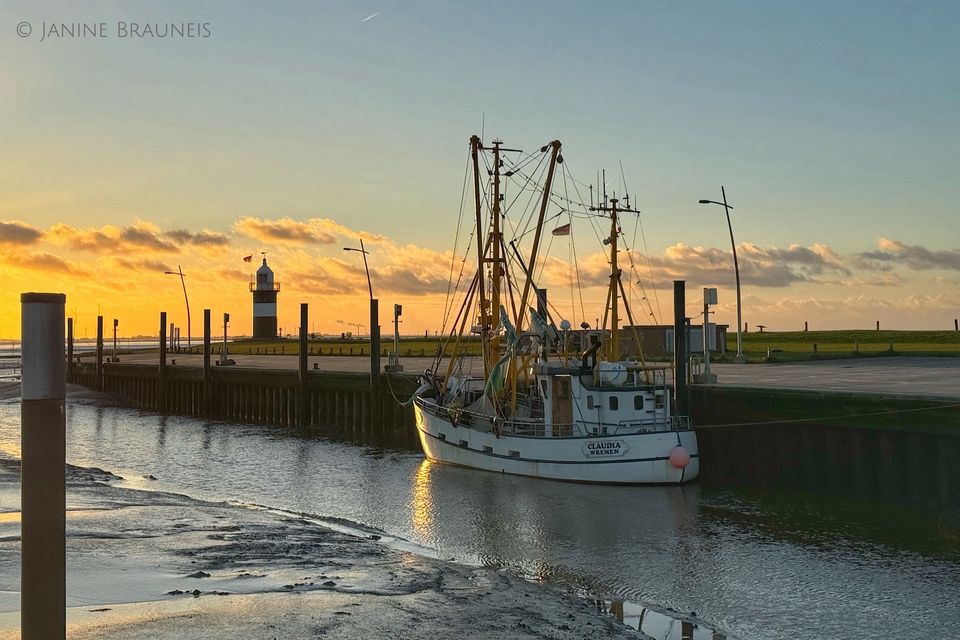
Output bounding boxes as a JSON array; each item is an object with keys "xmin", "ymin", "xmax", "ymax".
[
  {"xmin": 557, "ymin": 378, "xmax": 570, "ymax": 399},
  {"xmin": 483, "ymin": 445, "xmax": 493, "ymax": 454},
  {"xmin": 609, "ymin": 396, "xmax": 619, "ymax": 411},
  {"xmin": 634, "ymin": 395, "xmax": 644, "ymax": 410},
  {"xmin": 587, "ymin": 395, "xmax": 595, "ymax": 410},
  {"xmin": 438, "ymin": 432, "xmax": 446, "ymax": 441},
  {"xmin": 540, "ymin": 379, "xmax": 548, "ymax": 398},
  {"xmin": 655, "ymin": 394, "xmax": 665, "ymax": 409},
  {"xmin": 509, "ymin": 450, "xmax": 520, "ymax": 458},
  {"xmin": 459, "ymin": 440, "xmax": 469, "ymax": 448}
]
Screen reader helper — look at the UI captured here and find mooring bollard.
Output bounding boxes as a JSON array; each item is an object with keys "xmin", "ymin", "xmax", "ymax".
[{"xmin": 20, "ymin": 292, "xmax": 66, "ymax": 640}]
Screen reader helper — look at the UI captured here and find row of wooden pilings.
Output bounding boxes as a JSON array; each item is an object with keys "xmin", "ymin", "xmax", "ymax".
[
  {"xmin": 70, "ymin": 362, "xmax": 417, "ymax": 439},
  {"xmin": 67, "ymin": 307, "xmax": 420, "ymax": 447}
]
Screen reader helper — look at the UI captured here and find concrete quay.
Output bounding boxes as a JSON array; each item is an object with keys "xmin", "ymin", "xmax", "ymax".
[{"xmin": 83, "ymin": 352, "xmax": 960, "ymax": 401}]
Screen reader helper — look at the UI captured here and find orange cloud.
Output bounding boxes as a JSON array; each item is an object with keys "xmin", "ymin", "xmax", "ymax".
[
  {"xmin": 233, "ymin": 217, "xmax": 336, "ymax": 244},
  {"xmin": 1, "ymin": 250, "xmax": 89, "ymax": 275},
  {"xmin": 48, "ymin": 220, "xmax": 178, "ymax": 253}
]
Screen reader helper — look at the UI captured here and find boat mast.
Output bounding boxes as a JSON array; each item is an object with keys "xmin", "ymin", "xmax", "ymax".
[
  {"xmin": 591, "ymin": 197, "xmax": 639, "ymax": 362},
  {"xmin": 609, "ymin": 199, "xmax": 620, "ymax": 361},
  {"xmin": 470, "ymin": 135, "xmax": 490, "ymax": 377},
  {"xmin": 517, "ymin": 140, "xmax": 561, "ymax": 328},
  {"xmin": 488, "ymin": 141, "xmax": 503, "ymax": 375}
]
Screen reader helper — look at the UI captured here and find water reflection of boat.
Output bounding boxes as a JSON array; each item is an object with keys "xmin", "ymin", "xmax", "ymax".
[
  {"xmin": 408, "ymin": 458, "xmax": 727, "ymax": 637},
  {"xmin": 414, "ymin": 135, "xmax": 698, "ymax": 484},
  {"xmin": 408, "ymin": 457, "xmax": 701, "ymax": 574},
  {"xmin": 602, "ymin": 599, "xmax": 728, "ymax": 640}
]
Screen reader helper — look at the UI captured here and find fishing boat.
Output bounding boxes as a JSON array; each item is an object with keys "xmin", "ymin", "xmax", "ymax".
[{"xmin": 413, "ymin": 136, "xmax": 698, "ymax": 484}]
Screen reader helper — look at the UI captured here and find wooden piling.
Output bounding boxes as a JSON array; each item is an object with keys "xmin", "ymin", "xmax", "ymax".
[
  {"xmin": 203, "ymin": 309, "xmax": 211, "ymax": 416},
  {"xmin": 159, "ymin": 312, "xmax": 167, "ymax": 413},
  {"xmin": 95, "ymin": 316, "xmax": 104, "ymax": 391},
  {"xmin": 299, "ymin": 303, "xmax": 308, "ymax": 427}
]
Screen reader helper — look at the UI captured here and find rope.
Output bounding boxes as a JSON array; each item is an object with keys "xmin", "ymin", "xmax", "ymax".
[
  {"xmin": 696, "ymin": 401, "xmax": 960, "ymax": 429},
  {"xmin": 385, "ymin": 372, "xmax": 416, "ymax": 407}
]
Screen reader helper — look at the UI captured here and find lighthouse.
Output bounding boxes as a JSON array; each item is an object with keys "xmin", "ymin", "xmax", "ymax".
[{"xmin": 250, "ymin": 256, "xmax": 279, "ymax": 338}]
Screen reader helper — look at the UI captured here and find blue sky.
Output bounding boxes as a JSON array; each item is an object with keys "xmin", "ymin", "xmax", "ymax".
[{"xmin": 1, "ymin": 0, "xmax": 958, "ymax": 335}]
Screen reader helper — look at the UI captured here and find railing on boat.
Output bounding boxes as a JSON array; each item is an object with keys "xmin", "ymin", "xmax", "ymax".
[{"xmin": 416, "ymin": 397, "xmax": 692, "ymax": 437}]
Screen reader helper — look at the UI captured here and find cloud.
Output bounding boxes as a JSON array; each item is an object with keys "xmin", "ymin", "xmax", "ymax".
[
  {"xmin": 48, "ymin": 220, "xmax": 178, "ymax": 253},
  {"xmin": 232, "ymin": 216, "xmax": 387, "ymax": 246},
  {"xmin": 0, "ymin": 220, "xmax": 44, "ymax": 245},
  {"xmin": 288, "ymin": 258, "xmax": 367, "ymax": 295},
  {"xmin": 376, "ymin": 267, "xmax": 451, "ymax": 295},
  {"xmin": 233, "ymin": 217, "xmax": 337, "ymax": 244},
  {"xmin": 164, "ymin": 229, "xmax": 230, "ymax": 247},
  {"xmin": 2, "ymin": 251, "xmax": 89, "ymax": 275},
  {"xmin": 114, "ymin": 257, "xmax": 173, "ymax": 272},
  {"xmin": 856, "ymin": 238, "xmax": 960, "ymax": 271}
]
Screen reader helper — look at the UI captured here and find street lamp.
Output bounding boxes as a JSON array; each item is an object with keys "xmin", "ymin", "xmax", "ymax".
[
  {"xmin": 343, "ymin": 239, "xmax": 380, "ymax": 415},
  {"xmin": 343, "ymin": 239, "xmax": 373, "ymax": 301},
  {"xmin": 163, "ymin": 265, "xmax": 191, "ymax": 349},
  {"xmin": 699, "ymin": 186, "xmax": 745, "ymax": 362}
]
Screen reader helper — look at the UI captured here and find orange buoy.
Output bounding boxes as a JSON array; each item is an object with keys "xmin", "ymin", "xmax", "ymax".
[{"xmin": 669, "ymin": 446, "xmax": 690, "ymax": 469}]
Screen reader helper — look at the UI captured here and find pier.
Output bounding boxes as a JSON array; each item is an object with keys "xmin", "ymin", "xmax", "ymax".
[{"xmin": 62, "ymin": 311, "xmax": 960, "ymax": 513}]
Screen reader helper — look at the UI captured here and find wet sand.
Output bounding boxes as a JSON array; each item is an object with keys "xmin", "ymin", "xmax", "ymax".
[{"xmin": 0, "ymin": 455, "xmax": 645, "ymax": 639}]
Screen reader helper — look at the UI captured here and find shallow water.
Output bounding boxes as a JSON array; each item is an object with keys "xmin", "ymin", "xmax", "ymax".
[{"xmin": 2, "ymin": 397, "xmax": 959, "ymax": 639}]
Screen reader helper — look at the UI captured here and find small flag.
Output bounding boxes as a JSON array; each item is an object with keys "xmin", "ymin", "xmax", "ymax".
[
  {"xmin": 551, "ymin": 223, "xmax": 571, "ymax": 236},
  {"xmin": 243, "ymin": 255, "xmax": 253, "ymax": 262}
]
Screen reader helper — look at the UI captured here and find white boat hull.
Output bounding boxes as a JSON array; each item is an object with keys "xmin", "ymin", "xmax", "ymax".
[{"xmin": 414, "ymin": 399, "xmax": 699, "ymax": 484}]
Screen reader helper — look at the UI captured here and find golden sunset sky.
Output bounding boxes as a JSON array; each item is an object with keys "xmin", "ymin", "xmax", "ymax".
[{"xmin": 2, "ymin": 1, "xmax": 958, "ymax": 339}]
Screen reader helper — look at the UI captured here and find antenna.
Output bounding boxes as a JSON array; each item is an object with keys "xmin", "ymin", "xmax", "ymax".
[
  {"xmin": 619, "ymin": 160, "xmax": 630, "ymax": 208},
  {"xmin": 481, "ymin": 113, "xmax": 485, "ymax": 141}
]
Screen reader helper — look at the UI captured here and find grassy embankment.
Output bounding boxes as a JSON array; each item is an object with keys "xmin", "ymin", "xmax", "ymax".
[{"xmin": 726, "ymin": 330, "xmax": 960, "ymax": 362}]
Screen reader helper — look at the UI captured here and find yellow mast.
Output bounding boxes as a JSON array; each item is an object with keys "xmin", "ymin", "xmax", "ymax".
[
  {"xmin": 609, "ymin": 199, "xmax": 619, "ymax": 361},
  {"xmin": 469, "ymin": 135, "xmax": 490, "ymax": 378},
  {"xmin": 590, "ymin": 196, "xmax": 641, "ymax": 363},
  {"xmin": 488, "ymin": 141, "xmax": 503, "ymax": 376}
]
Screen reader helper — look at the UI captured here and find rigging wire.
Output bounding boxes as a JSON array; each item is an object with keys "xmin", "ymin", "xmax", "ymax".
[{"xmin": 440, "ymin": 147, "xmax": 473, "ymax": 334}]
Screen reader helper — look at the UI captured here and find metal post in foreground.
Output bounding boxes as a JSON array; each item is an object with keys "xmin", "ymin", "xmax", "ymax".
[{"xmin": 20, "ymin": 292, "xmax": 66, "ymax": 640}]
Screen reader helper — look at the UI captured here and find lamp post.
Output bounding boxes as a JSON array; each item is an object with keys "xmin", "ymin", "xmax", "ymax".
[
  {"xmin": 164, "ymin": 265, "xmax": 191, "ymax": 349},
  {"xmin": 343, "ymin": 239, "xmax": 373, "ymax": 300},
  {"xmin": 699, "ymin": 186, "xmax": 745, "ymax": 362},
  {"xmin": 344, "ymin": 239, "xmax": 380, "ymax": 419}
]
